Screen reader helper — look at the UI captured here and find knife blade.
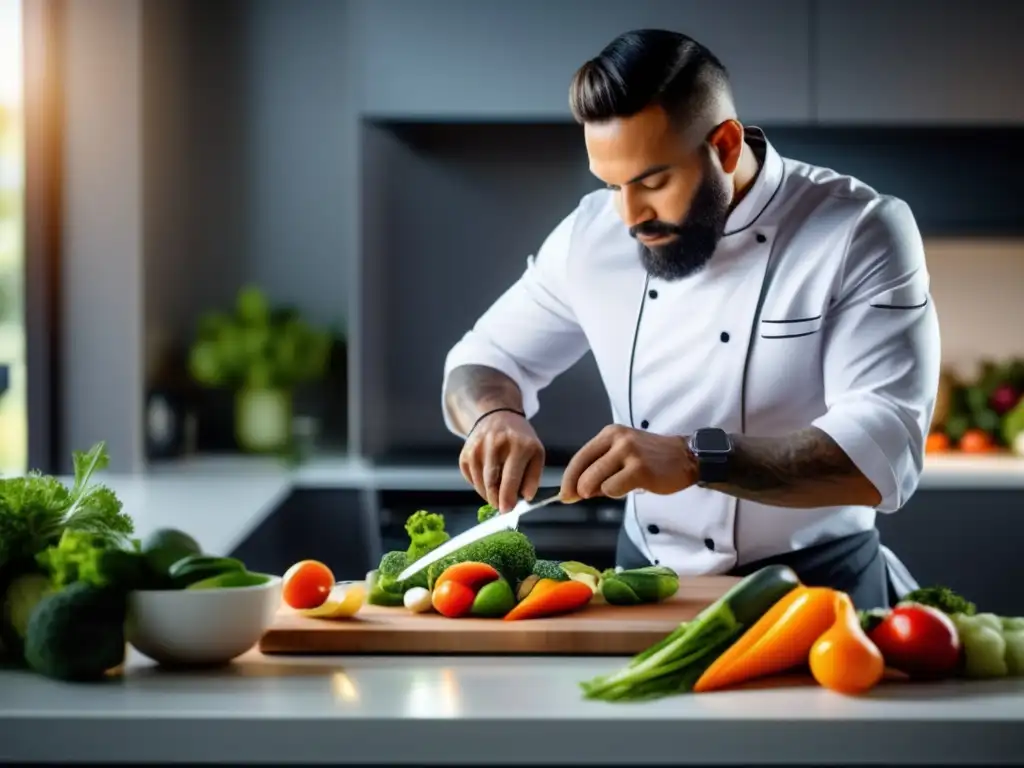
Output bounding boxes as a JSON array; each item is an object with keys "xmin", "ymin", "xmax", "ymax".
[{"xmin": 396, "ymin": 490, "xmax": 562, "ymax": 583}]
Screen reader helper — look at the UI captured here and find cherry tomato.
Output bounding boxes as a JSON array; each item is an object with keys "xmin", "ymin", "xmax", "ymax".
[
  {"xmin": 925, "ymin": 432, "xmax": 950, "ymax": 454},
  {"xmin": 958, "ymin": 428, "xmax": 994, "ymax": 454},
  {"xmin": 282, "ymin": 560, "xmax": 335, "ymax": 610},
  {"xmin": 868, "ymin": 603, "xmax": 961, "ymax": 679},
  {"xmin": 431, "ymin": 580, "xmax": 476, "ymax": 618}
]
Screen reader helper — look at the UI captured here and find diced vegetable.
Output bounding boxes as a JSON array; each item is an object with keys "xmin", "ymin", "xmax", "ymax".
[
  {"xmin": 503, "ymin": 579, "xmax": 593, "ymax": 621},
  {"xmin": 809, "ymin": 592, "xmax": 885, "ymax": 695},
  {"xmin": 580, "ymin": 564, "xmax": 801, "ymax": 701},
  {"xmin": 694, "ymin": 586, "xmax": 836, "ymax": 693}
]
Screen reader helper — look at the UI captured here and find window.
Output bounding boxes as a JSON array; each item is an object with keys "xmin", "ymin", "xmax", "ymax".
[{"xmin": 0, "ymin": 0, "xmax": 28, "ymax": 473}]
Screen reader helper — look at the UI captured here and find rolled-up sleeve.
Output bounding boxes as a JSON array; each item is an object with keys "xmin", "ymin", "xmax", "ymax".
[
  {"xmin": 811, "ymin": 197, "xmax": 941, "ymax": 513},
  {"xmin": 441, "ymin": 208, "xmax": 591, "ymax": 436}
]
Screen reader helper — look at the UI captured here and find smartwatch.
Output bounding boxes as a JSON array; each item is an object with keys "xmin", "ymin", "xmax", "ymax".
[{"xmin": 688, "ymin": 427, "xmax": 733, "ymax": 485}]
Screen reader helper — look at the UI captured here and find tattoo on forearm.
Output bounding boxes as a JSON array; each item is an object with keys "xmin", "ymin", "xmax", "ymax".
[
  {"xmin": 444, "ymin": 364, "xmax": 524, "ymax": 435},
  {"xmin": 706, "ymin": 427, "xmax": 882, "ymax": 508}
]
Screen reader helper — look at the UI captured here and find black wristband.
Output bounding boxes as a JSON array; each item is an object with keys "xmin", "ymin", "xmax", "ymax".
[{"xmin": 466, "ymin": 407, "xmax": 526, "ymax": 438}]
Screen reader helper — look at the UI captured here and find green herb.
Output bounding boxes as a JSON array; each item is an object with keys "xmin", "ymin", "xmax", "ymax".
[{"xmin": 0, "ymin": 442, "xmax": 134, "ymax": 574}]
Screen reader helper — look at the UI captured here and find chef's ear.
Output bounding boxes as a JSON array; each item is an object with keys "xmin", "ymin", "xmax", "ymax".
[{"xmin": 706, "ymin": 120, "xmax": 744, "ymax": 175}]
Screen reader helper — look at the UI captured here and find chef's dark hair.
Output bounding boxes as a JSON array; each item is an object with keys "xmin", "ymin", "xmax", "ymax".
[{"xmin": 569, "ymin": 30, "xmax": 732, "ymax": 128}]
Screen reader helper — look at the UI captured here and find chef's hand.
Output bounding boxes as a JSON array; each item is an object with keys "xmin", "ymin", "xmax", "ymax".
[
  {"xmin": 460, "ymin": 411, "xmax": 545, "ymax": 513},
  {"xmin": 560, "ymin": 425, "xmax": 697, "ymax": 502}
]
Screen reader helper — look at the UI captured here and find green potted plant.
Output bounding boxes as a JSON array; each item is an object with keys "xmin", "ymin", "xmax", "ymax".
[{"xmin": 187, "ymin": 285, "xmax": 334, "ymax": 453}]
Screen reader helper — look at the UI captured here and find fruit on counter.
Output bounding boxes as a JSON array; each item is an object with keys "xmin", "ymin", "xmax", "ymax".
[
  {"xmin": 809, "ymin": 592, "xmax": 885, "ymax": 695},
  {"xmin": 958, "ymin": 428, "xmax": 996, "ymax": 454},
  {"xmin": 425, "ymin": 529, "xmax": 537, "ymax": 590},
  {"xmin": 432, "ymin": 579, "xmax": 477, "ymax": 618},
  {"xmin": 471, "ymin": 578, "xmax": 517, "ymax": 618},
  {"xmin": 282, "ymin": 560, "xmax": 335, "ymax": 610},
  {"xmin": 866, "ymin": 603, "xmax": 961, "ymax": 680},
  {"xmin": 580, "ymin": 564, "xmax": 801, "ymax": 701},
  {"xmin": 503, "ymin": 578, "xmax": 593, "ymax": 621},
  {"xmin": 600, "ymin": 565, "xmax": 680, "ymax": 606},
  {"xmin": 300, "ymin": 583, "xmax": 366, "ymax": 619},
  {"xmin": 693, "ymin": 586, "xmax": 837, "ymax": 693},
  {"xmin": 403, "ymin": 586, "xmax": 433, "ymax": 614},
  {"xmin": 925, "ymin": 432, "xmax": 951, "ymax": 453}
]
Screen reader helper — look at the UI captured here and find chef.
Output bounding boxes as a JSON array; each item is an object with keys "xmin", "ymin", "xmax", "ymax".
[{"xmin": 439, "ymin": 29, "xmax": 941, "ymax": 610}]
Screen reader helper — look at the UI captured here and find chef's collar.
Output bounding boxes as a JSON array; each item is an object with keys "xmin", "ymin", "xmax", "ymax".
[{"xmin": 723, "ymin": 126, "xmax": 785, "ymax": 237}]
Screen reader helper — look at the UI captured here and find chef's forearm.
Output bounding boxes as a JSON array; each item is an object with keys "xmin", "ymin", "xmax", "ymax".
[
  {"xmin": 444, "ymin": 364, "xmax": 525, "ymax": 435},
  {"xmin": 705, "ymin": 427, "xmax": 883, "ymax": 509}
]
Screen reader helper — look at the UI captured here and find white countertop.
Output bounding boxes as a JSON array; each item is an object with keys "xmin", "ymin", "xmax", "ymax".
[{"xmin": 2, "ymin": 649, "xmax": 1022, "ymax": 764}]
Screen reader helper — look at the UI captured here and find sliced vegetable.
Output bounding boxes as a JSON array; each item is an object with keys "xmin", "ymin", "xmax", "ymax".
[
  {"xmin": 580, "ymin": 564, "xmax": 801, "ymax": 701},
  {"xmin": 694, "ymin": 586, "xmax": 836, "ymax": 693},
  {"xmin": 471, "ymin": 578, "xmax": 516, "ymax": 618},
  {"xmin": 868, "ymin": 603, "xmax": 960, "ymax": 679},
  {"xmin": 601, "ymin": 566, "xmax": 680, "ymax": 605},
  {"xmin": 433, "ymin": 562, "xmax": 500, "ymax": 591},
  {"xmin": 282, "ymin": 560, "xmax": 334, "ymax": 610},
  {"xmin": 558, "ymin": 561, "xmax": 602, "ymax": 593},
  {"xmin": 300, "ymin": 583, "xmax": 365, "ymax": 619},
  {"xmin": 432, "ymin": 580, "xmax": 476, "ymax": 618},
  {"xmin": 809, "ymin": 592, "xmax": 885, "ymax": 695},
  {"xmin": 504, "ymin": 578, "xmax": 593, "ymax": 621},
  {"xmin": 403, "ymin": 586, "xmax": 433, "ymax": 614}
]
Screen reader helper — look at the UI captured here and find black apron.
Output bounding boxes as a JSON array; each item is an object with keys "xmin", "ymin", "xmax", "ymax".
[{"xmin": 616, "ymin": 525, "xmax": 899, "ymax": 611}]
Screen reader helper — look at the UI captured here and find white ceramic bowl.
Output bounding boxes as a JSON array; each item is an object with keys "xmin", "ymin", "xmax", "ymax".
[{"xmin": 126, "ymin": 576, "xmax": 282, "ymax": 666}]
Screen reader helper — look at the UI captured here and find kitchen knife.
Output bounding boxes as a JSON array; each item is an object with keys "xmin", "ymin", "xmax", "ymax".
[{"xmin": 396, "ymin": 490, "xmax": 562, "ymax": 583}]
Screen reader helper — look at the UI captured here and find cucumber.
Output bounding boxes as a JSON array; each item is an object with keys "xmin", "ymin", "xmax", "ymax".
[
  {"xmin": 714, "ymin": 564, "xmax": 801, "ymax": 626},
  {"xmin": 168, "ymin": 555, "xmax": 246, "ymax": 589}
]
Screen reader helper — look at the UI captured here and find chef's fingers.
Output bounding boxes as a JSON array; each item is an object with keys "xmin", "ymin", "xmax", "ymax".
[
  {"xmin": 482, "ymin": 441, "xmax": 506, "ymax": 509},
  {"xmin": 462, "ymin": 441, "xmax": 488, "ymax": 502},
  {"xmin": 601, "ymin": 462, "xmax": 640, "ymax": 499},
  {"xmin": 574, "ymin": 451, "xmax": 623, "ymax": 500},
  {"xmin": 458, "ymin": 448, "xmax": 475, "ymax": 488},
  {"xmin": 498, "ymin": 447, "xmax": 532, "ymax": 513},
  {"xmin": 521, "ymin": 448, "xmax": 545, "ymax": 503},
  {"xmin": 560, "ymin": 430, "xmax": 614, "ymax": 502}
]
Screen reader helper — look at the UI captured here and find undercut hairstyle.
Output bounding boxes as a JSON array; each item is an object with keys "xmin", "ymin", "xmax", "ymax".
[{"xmin": 569, "ymin": 29, "xmax": 733, "ymax": 134}]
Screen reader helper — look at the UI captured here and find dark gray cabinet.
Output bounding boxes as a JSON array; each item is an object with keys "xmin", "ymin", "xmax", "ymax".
[
  {"xmin": 352, "ymin": 0, "xmax": 813, "ymax": 123},
  {"xmin": 814, "ymin": 0, "xmax": 1024, "ymax": 124}
]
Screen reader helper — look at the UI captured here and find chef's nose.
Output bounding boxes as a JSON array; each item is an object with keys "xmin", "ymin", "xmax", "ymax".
[{"xmin": 619, "ymin": 187, "xmax": 654, "ymax": 229}]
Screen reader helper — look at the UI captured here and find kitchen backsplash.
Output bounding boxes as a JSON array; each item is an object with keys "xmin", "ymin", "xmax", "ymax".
[{"xmin": 924, "ymin": 238, "xmax": 1024, "ymax": 378}]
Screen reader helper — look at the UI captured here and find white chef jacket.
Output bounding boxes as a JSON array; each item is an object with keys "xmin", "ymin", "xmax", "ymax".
[{"xmin": 441, "ymin": 127, "xmax": 941, "ymax": 586}]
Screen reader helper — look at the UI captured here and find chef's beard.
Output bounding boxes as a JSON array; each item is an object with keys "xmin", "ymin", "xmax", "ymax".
[{"xmin": 630, "ymin": 158, "xmax": 731, "ymax": 282}]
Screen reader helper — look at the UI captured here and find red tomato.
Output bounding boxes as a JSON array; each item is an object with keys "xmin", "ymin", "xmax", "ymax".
[
  {"xmin": 868, "ymin": 603, "xmax": 961, "ymax": 679},
  {"xmin": 431, "ymin": 580, "xmax": 476, "ymax": 618},
  {"xmin": 282, "ymin": 560, "xmax": 335, "ymax": 610}
]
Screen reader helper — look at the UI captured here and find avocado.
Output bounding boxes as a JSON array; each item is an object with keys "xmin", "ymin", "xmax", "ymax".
[
  {"xmin": 141, "ymin": 528, "xmax": 202, "ymax": 579},
  {"xmin": 24, "ymin": 582, "xmax": 127, "ymax": 682}
]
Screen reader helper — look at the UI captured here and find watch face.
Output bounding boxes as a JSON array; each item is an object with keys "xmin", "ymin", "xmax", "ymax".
[{"xmin": 696, "ymin": 428, "xmax": 731, "ymax": 453}]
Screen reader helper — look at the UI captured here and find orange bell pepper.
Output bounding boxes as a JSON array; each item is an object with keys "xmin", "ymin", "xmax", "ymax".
[
  {"xmin": 693, "ymin": 586, "xmax": 837, "ymax": 693},
  {"xmin": 503, "ymin": 578, "xmax": 594, "ymax": 621}
]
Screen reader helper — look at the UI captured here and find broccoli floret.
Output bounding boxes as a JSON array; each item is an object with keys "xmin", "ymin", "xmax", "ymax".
[
  {"xmin": 902, "ymin": 585, "xmax": 977, "ymax": 616},
  {"xmin": 426, "ymin": 530, "xmax": 536, "ymax": 588},
  {"xmin": 531, "ymin": 559, "xmax": 569, "ymax": 581},
  {"xmin": 377, "ymin": 550, "xmax": 408, "ymax": 579},
  {"xmin": 404, "ymin": 510, "xmax": 450, "ymax": 562},
  {"xmin": 477, "ymin": 504, "xmax": 499, "ymax": 523}
]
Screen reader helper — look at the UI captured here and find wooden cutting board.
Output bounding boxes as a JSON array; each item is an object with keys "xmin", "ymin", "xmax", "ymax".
[{"xmin": 258, "ymin": 575, "xmax": 739, "ymax": 656}]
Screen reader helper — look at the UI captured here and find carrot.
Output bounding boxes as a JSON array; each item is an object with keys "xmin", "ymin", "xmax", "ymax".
[
  {"xmin": 433, "ymin": 562, "xmax": 500, "ymax": 591},
  {"xmin": 809, "ymin": 591, "xmax": 885, "ymax": 695},
  {"xmin": 503, "ymin": 579, "xmax": 594, "ymax": 621},
  {"xmin": 693, "ymin": 586, "xmax": 837, "ymax": 692}
]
